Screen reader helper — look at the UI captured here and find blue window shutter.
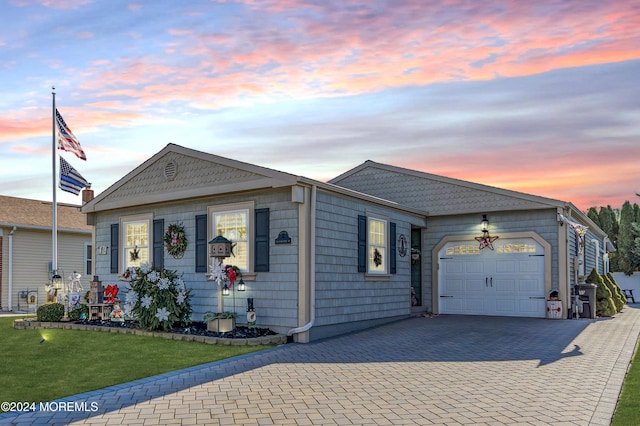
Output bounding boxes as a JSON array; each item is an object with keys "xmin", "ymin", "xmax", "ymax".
[
  {"xmin": 358, "ymin": 215, "xmax": 366, "ymax": 272},
  {"xmin": 110, "ymin": 224, "xmax": 119, "ymax": 274},
  {"xmin": 153, "ymin": 219, "xmax": 164, "ymax": 269},
  {"xmin": 254, "ymin": 208, "xmax": 270, "ymax": 272},
  {"xmin": 390, "ymin": 222, "xmax": 397, "ymax": 274},
  {"xmin": 195, "ymin": 214, "xmax": 207, "ymax": 273}
]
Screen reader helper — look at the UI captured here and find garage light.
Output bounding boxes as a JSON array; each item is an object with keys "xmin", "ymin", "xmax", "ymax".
[
  {"xmin": 476, "ymin": 214, "xmax": 498, "ymax": 250},
  {"xmin": 481, "ymin": 214, "xmax": 489, "ymax": 233}
]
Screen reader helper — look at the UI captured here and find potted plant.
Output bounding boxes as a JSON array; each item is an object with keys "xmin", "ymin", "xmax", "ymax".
[{"xmin": 204, "ymin": 311, "xmax": 238, "ymax": 332}]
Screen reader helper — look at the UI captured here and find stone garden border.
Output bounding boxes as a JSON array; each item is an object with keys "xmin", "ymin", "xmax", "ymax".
[{"xmin": 13, "ymin": 319, "xmax": 287, "ymax": 346}]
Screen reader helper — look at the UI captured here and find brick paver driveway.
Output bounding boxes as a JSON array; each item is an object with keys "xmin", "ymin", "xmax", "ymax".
[{"xmin": 3, "ymin": 306, "xmax": 640, "ymax": 425}]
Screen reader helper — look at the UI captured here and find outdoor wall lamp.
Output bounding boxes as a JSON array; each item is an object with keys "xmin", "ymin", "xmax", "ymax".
[
  {"xmin": 476, "ymin": 214, "xmax": 498, "ymax": 250},
  {"xmin": 481, "ymin": 214, "xmax": 489, "ymax": 233}
]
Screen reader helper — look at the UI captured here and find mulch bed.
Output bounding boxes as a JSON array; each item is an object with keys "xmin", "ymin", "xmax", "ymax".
[{"xmin": 75, "ymin": 320, "xmax": 277, "ymax": 339}]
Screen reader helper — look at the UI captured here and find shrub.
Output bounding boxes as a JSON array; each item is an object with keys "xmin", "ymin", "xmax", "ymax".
[
  {"xmin": 68, "ymin": 304, "xmax": 89, "ymax": 321},
  {"xmin": 607, "ymin": 273, "xmax": 628, "ymax": 305},
  {"xmin": 124, "ymin": 264, "xmax": 192, "ymax": 331},
  {"xmin": 37, "ymin": 303, "xmax": 65, "ymax": 322},
  {"xmin": 586, "ymin": 268, "xmax": 616, "ymax": 317},
  {"xmin": 603, "ymin": 273, "xmax": 625, "ymax": 312}
]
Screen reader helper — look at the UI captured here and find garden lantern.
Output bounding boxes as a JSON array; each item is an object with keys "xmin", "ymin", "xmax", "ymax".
[{"xmin": 51, "ymin": 272, "xmax": 64, "ymax": 290}]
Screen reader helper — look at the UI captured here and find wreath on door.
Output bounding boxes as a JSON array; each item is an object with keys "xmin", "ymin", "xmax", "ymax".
[{"xmin": 164, "ymin": 223, "xmax": 187, "ymax": 259}]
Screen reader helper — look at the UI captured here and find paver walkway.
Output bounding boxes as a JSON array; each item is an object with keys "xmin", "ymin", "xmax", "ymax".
[{"xmin": 3, "ymin": 306, "xmax": 640, "ymax": 425}]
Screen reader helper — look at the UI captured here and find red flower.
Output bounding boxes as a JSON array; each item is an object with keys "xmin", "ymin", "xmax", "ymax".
[{"xmin": 225, "ymin": 265, "xmax": 237, "ymax": 285}]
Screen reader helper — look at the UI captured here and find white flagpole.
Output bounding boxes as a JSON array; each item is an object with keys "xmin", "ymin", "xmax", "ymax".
[{"xmin": 52, "ymin": 86, "xmax": 58, "ymax": 276}]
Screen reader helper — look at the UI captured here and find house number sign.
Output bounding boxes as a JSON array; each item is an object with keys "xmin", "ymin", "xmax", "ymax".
[{"xmin": 275, "ymin": 230, "xmax": 292, "ymax": 244}]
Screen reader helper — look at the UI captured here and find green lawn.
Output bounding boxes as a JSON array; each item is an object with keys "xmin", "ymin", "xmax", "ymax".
[
  {"xmin": 0, "ymin": 316, "xmax": 272, "ymax": 408},
  {"xmin": 612, "ymin": 339, "xmax": 640, "ymax": 425}
]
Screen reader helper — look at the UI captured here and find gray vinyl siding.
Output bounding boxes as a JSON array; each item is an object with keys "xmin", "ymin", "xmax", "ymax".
[
  {"xmin": 92, "ymin": 188, "xmax": 300, "ymax": 335},
  {"xmin": 312, "ymin": 190, "xmax": 416, "ymax": 331},
  {"xmin": 424, "ymin": 209, "xmax": 560, "ymax": 312}
]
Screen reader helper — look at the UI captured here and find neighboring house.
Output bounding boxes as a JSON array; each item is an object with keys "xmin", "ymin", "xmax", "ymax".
[
  {"xmin": 330, "ymin": 160, "xmax": 609, "ymax": 319},
  {"xmin": 80, "ymin": 144, "xmax": 609, "ymax": 343},
  {"xmin": 0, "ymin": 195, "xmax": 93, "ymax": 312}
]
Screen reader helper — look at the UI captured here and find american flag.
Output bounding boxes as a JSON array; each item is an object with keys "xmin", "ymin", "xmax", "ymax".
[
  {"xmin": 55, "ymin": 109, "xmax": 86, "ymax": 161},
  {"xmin": 59, "ymin": 156, "xmax": 88, "ymax": 195}
]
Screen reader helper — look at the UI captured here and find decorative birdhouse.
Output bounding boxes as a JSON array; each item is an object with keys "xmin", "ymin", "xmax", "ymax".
[{"xmin": 208, "ymin": 235, "xmax": 232, "ymax": 259}]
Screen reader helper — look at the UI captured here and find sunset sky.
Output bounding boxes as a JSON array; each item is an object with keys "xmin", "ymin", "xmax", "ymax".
[{"xmin": 1, "ymin": 0, "xmax": 638, "ymax": 211}]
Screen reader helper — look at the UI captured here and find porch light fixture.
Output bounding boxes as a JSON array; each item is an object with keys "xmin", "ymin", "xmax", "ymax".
[
  {"xmin": 222, "ymin": 284, "xmax": 230, "ymax": 296},
  {"xmin": 475, "ymin": 214, "xmax": 498, "ymax": 250},
  {"xmin": 481, "ymin": 214, "xmax": 489, "ymax": 233},
  {"xmin": 237, "ymin": 279, "xmax": 246, "ymax": 292}
]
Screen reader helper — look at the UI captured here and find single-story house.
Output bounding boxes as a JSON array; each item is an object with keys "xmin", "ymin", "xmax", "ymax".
[
  {"xmin": 0, "ymin": 195, "xmax": 93, "ymax": 312},
  {"xmin": 80, "ymin": 144, "xmax": 608, "ymax": 342}
]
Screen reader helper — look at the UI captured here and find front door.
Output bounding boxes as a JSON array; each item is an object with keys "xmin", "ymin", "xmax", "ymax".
[{"xmin": 410, "ymin": 228, "xmax": 422, "ymax": 309}]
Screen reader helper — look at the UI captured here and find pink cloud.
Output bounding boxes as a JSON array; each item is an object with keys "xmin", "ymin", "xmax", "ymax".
[{"xmin": 11, "ymin": 0, "xmax": 92, "ymax": 9}]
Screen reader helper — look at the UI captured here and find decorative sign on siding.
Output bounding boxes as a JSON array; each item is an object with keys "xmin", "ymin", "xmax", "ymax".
[
  {"xmin": 398, "ymin": 234, "xmax": 408, "ymax": 257},
  {"xmin": 275, "ymin": 230, "xmax": 292, "ymax": 244}
]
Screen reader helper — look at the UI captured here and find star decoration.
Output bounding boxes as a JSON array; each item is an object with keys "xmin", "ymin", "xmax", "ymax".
[{"xmin": 475, "ymin": 234, "xmax": 499, "ymax": 250}]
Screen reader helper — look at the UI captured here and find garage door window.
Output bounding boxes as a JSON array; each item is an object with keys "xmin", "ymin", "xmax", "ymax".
[
  {"xmin": 497, "ymin": 243, "xmax": 537, "ymax": 254},
  {"xmin": 446, "ymin": 244, "xmax": 481, "ymax": 255},
  {"xmin": 446, "ymin": 243, "xmax": 538, "ymax": 255}
]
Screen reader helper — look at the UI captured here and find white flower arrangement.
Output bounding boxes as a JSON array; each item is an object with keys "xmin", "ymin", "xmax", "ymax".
[{"xmin": 126, "ymin": 265, "xmax": 192, "ymax": 331}]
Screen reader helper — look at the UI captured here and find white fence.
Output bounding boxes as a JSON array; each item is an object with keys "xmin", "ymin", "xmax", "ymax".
[{"xmin": 611, "ymin": 272, "xmax": 640, "ymax": 301}]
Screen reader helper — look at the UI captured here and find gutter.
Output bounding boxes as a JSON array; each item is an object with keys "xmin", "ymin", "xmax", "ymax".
[
  {"xmin": 287, "ymin": 185, "xmax": 316, "ymax": 337},
  {"xmin": 8, "ymin": 227, "xmax": 16, "ymax": 311}
]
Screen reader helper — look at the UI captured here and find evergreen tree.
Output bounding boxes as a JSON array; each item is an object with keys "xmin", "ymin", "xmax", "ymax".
[
  {"xmin": 586, "ymin": 268, "xmax": 616, "ymax": 317},
  {"xmin": 587, "ymin": 207, "xmax": 600, "ymax": 227},
  {"xmin": 618, "ymin": 202, "xmax": 636, "ymax": 275},
  {"xmin": 598, "ymin": 206, "xmax": 618, "ymax": 240}
]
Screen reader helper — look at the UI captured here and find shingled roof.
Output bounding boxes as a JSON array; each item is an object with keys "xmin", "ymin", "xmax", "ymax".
[{"xmin": 0, "ymin": 195, "xmax": 91, "ymax": 232}]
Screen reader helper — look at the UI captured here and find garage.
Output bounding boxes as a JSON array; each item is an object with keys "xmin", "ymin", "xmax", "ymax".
[{"xmin": 438, "ymin": 238, "xmax": 546, "ymax": 318}]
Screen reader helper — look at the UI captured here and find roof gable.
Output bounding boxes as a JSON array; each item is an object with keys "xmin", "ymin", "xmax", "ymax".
[
  {"xmin": 330, "ymin": 160, "xmax": 569, "ymax": 216},
  {"xmin": 83, "ymin": 144, "xmax": 300, "ymax": 212}
]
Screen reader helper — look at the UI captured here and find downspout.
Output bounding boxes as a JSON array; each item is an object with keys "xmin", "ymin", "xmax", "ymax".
[
  {"xmin": 603, "ymin": 237, "xmax": 610, "ymax": 273},
  {"xmin": 288, "ymin": 184, "xmax": 316, "ymax": 337},
  {"xmin": 590, "ymin": 239, "xmax": 600, "ymax": 274},
  {"xmin": 8, "ymin": 226, "xmax": 16, "ymax": 311}
]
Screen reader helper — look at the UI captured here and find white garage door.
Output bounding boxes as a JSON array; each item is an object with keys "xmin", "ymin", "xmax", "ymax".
[{"xmin": 438, "ymin": 238, "xmax": 546, "ymax": 318}]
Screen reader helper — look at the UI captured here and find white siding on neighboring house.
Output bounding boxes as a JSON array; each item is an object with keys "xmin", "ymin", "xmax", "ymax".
[{"xmin": 1, "ymin": 227, "xmax": 91, "ymax": 311}]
